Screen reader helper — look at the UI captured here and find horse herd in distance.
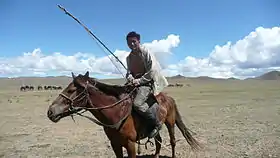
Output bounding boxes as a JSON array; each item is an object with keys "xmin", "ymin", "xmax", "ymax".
[
  {"xmin": 167, "ymin": 83, "xmax": 190, "ymax": 87},
  {"xmin": 19, "ymin": 82, "xmax": 186, "ymax": 92},
  {"xmin": 20, "ymin": 85, "xmax": 63, "ymax": 92}
]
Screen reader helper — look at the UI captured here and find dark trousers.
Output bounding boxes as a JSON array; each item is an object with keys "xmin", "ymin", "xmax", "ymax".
[{"xmin": 133, "ymin": 85, "xmax": 161, "ymax": 127}]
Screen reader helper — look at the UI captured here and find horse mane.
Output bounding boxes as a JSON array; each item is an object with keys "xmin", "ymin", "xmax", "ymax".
[{"xmin": 88, "ymin": 77, "xmax": 130, "ymax": 98}]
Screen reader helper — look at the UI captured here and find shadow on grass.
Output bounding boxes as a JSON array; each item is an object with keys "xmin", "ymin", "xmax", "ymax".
[{"xmin": 124, "ymin": 155, "xmax": 171, "ymax": 158}]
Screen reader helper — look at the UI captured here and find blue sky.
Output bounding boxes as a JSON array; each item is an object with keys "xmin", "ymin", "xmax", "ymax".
[{"xmin": 0, "ymin": 0, "xmax": 279, "ymax": 78}]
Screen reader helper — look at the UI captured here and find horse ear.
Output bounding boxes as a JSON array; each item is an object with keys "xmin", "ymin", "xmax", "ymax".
[
  {"xmin": 71, "ymin": 72, "xmax": 76, "ymax": 79},
  {"xmin": 84, "ymin": 71, "xmax": 89, "ymax": 78}
]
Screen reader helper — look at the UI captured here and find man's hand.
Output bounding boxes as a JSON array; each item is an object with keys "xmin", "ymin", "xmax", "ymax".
[
  {"xmin": 127, "ymin": 74, "xmax": 134, "ymax": 82},
  {"xmin": 132, "ymin": 78, "xmax": 141, "ymax": 86}
]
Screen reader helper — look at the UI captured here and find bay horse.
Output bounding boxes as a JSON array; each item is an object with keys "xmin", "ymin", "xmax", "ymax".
[{"xmin": 47, "ymin": 71, "xmax": 201, "ymax": 158}]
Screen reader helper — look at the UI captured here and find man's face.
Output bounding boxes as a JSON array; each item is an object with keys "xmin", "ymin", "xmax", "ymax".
[{"xmin": 127, "ymin": 37, "xmax": 140, "ymax": 51}]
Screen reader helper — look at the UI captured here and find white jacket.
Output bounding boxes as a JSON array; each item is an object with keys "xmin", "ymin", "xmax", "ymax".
[{"xmin": 126, "ymin": 45, "xmax": 168, "ymax": 95}]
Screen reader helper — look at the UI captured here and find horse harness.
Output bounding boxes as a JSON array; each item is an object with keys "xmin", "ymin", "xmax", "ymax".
[{"xmin": 58, "ymin": 80, "xmax": 159, "ymax": 149}]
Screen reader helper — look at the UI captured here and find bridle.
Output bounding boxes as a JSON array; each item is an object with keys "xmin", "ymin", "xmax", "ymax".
[
  {"xmin": 58, "ymin": 79, "xmax": 137, "ymax": 129},
  {"xmin": 59, "ymin": 80, "xmax": 94, "ymax": 112}
]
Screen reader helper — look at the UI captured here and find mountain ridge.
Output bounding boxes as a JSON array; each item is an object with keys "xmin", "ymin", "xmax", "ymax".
[{"xmin": 1, "ymin": 70, "xmax": 279, "ymax": 81}]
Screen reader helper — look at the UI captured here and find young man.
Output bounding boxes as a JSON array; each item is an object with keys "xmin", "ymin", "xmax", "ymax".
[{"xmin": 125, "ymin": 31, "xmax": 169, "ymax": 138}]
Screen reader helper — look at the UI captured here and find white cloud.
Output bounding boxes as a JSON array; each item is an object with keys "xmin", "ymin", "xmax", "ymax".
[
  {"xmin": 170, "ymin": 26, "xmax": 280, "ymax": 79},
  {"xmin": 143, "ymin": 34, "xmax": 180, "ymax": 69},
  {"xmin": 1, "ymin": 26, "xmax": 280, "ymax": 79},
  {"xmin": 0, "ymin": 34, "xmax": 180, "ymax": 78}
]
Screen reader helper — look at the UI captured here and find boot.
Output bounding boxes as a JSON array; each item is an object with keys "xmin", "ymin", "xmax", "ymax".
[
  {"xmin": 142, "ymin": 102, "xmax": 163, "ymax": 138},
  {"xmin": 148, "ymin": 122, "xmax": 162, "ymax": 138}
]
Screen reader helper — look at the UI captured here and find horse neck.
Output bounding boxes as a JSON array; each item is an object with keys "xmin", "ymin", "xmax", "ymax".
[
  {"xmin": 88, "ymin": 78, "xmax": 128, "ymax": 100},
  {"xmin": 85, "ymin": 79, "xmax": 127, "ymax": 124},
  {"xmin": 87, "ymin": 86, "xmax": 119, "ymax": 108}
]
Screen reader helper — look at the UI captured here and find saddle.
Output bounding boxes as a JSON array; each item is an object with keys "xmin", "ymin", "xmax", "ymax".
[
  {"xmin": 124, "ymin": 81, "xmax": 158, "ymax": 107},
  {"xmin": 145, "ymin": 93, "xmax": 159, "ymax": 108},
  {"xmin": 111, "ymin": 82, "xmax": 165, "ymax": 132}
]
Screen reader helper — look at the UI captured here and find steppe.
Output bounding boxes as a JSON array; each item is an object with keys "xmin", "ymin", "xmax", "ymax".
[{"xmin": 0, "ymin": 72, "xmax": 279, "ymax": 158}]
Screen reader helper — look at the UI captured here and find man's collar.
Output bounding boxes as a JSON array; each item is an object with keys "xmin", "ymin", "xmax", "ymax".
[{"xmin": 130, "ymin": 48, "xmax": 141, "ymax": 54}]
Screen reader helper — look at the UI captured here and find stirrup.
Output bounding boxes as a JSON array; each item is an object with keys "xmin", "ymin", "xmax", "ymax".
[{"xmin": 148, "ymin": 126, "xmax": 161, "ymax": 138}]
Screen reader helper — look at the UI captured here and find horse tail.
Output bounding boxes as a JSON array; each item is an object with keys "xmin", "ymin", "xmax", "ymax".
[{"xmin": 174, "ymin": 100, "xmax": 201, "ymax": 151}]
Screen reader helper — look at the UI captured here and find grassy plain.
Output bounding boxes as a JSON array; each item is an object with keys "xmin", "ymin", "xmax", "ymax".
[{"xmin": 0, "ymin": 77, "xmax": 279, "ymax": 158}]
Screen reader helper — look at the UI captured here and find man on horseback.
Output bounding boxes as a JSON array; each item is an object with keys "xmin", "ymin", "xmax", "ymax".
[{"xmin": 125, "ymin": 31, "xmax": 169, "ymax": 138}]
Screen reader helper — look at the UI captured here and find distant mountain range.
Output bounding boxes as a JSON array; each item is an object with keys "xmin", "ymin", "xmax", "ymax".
[
  {"xmin": 167, "ymin": 71, "xmax": 280, "ymax": 80},
  {"xmin": 245, "ymin": 70, "xmax": 280, "ymax": 80},
  {"xmin": 1, "ymin": 71, "xmax": 280, "ymax": 81}
]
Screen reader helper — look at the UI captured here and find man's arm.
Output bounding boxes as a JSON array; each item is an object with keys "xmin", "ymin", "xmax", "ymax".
[{"xmin": 125, "ymin": 56, "xmax": 134, "ymax": 83}]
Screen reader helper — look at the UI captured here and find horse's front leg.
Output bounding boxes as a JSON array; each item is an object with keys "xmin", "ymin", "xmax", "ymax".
[
  {"xmin": 110, "ymin": 140, "xmax": 124, "ymax": 158},
  {"xmin": 104, "ymin": 128, "xmax": 124, "ymax": 158}
]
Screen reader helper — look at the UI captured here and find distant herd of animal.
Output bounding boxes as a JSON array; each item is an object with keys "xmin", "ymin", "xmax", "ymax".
[
  {"xmin": 168, "ymin": 83, "xmax": 190, "ymax": 87},
  {"xmin": 19, "ymin": 82, "xmax": 186, "ymax": 91},
  {"xmin": 20, "ymin": 85, "xmax": 63, "ymax": 91}
]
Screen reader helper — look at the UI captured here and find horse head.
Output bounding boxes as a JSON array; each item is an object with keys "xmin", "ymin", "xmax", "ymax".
[
  {"xmin": 47, "ymin": 70, "xmax": 133, "ymax": 124},
  {"xmin": 47, "ymin": 71, "xmax": 91, "ymax": 123}
]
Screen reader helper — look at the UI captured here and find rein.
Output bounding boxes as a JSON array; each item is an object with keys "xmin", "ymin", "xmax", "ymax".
[{"xmin": 59, "ymin": 80, "xmax": 137, "ymax": 129}]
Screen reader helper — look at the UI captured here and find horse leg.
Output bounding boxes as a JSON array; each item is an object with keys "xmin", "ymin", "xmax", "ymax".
[
  {"xmin": 166, "ymin": 122, "xmax": 176, "ymax": 158},
  {"xmin": 104, "ymin": 128, "xmax": 124, "ymax": 158},
  {"xmin": 165, "ymin": 106, "xmax": 177, "ymax": 158},
  {"xmin": 154, "ymin": 133, "xmax": 162, "ymax": 158},
  {"xmin": 125, "ymin": 140, "xmax": 136, "ymax": 158},
  {"xmin": 110, "ymin": 140, "xmax": 124, "ymax": 158}
]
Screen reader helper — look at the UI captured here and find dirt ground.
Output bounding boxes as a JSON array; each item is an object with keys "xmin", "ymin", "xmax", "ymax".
[{"xmin": 0, "ymin": 78, "xmax": 279, "ymax": 158}]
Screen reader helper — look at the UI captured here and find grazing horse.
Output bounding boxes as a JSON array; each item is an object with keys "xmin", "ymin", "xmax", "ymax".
[
  {"xmin": 38, "ymin": 85, "xmax": 43, "ymax": 91},
  {"xmin": 20, "ymin": 86, "xmax": 26, "ymax": 91},
  {"xmin": 47, "ymin": 71, "xmax": 200, "ymax": 158},
  {"xmin": 28, "ymin": 85, "xmax": 34, "ymax": 90},
  {"xmin": 168, "ymin": 84, "xmax": 175, "ymax": 87},
  {"xmin": 44, "ymin": 85, "xmax": 52, "ymax": 90},
  {"xmin": 175, "ymin": 83, "xmax": 183, "ymax": 87}
]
